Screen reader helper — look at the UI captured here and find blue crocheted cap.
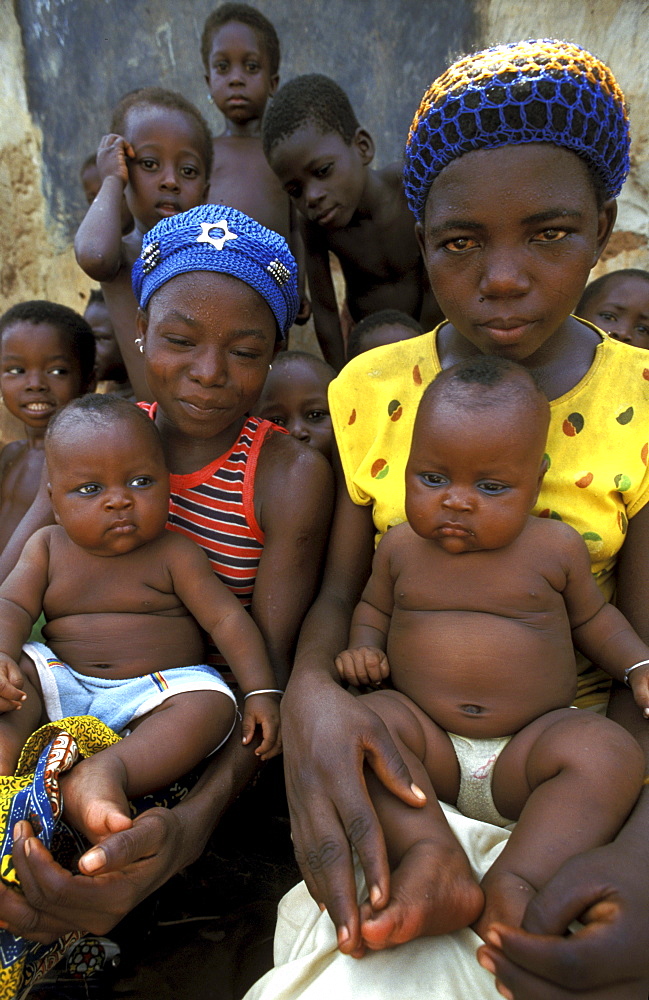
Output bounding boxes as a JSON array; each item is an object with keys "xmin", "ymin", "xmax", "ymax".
[
  {"xmin": 132, "ymin": 205, "xmax": 299, "ymax": 337},
  {"xmin": 404, "ymin": 39, "xmax": 630, "ymax": 222}
]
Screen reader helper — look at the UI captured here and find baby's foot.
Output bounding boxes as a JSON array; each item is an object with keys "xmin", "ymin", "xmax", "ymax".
[
  {"xmin": 473, "ymin": 869, "xmax": 535, "ymax": 941},
  {"xmin": 60, "ymin": 755, "xmax": 133, "ymax": 844},
  {"xmin": 360, "ymin": 839, "xmax": 484, "ymax": 950}
]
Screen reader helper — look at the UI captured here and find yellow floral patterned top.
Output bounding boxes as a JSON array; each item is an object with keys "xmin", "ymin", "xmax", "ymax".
[{"xmin": 330, "ymin": 325, "xmax": 649, "ymax": 708}]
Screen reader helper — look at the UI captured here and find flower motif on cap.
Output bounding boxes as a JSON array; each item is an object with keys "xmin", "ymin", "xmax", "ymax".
[
  {"xmin": 140, "ymin": 241, "xmax": 161, "ymax": 275},
  {"xmin": 266, "ymin": 258, "xmax": 291, "ymax": 287},
  {"xmin": 196, "ymin": 220, "xmax": 238, "ymax": 251}
]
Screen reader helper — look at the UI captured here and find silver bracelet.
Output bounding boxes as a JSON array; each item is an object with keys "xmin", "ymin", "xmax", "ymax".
[
  {"xmin": 623, "ymin": 660, "xmax": 649, "ymax": 686},
  {"xmin": 243, "ymin": 688, "xmax": 284, "ymax": 700}
]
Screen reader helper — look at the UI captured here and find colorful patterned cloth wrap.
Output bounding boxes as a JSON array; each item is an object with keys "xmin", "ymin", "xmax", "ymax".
[
  {"xmin": 403, "ymin": 38, "xmax": 630, "ymax": 221},
  {"xmin": 0, "ymin": 717, "xmax": 194, "ymax": 999},
  {"xmin": 131, "ymin": 204, "xmax": 299, "ymax": 337}
]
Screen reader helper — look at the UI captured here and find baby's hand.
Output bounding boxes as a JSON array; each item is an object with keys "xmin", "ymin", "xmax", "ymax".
[
  {"xmin": 0, "ymin": 655, "xmax": 26, "ymax": 712},
  {"xmin": 242, "ymin": 693, "xmax": 282, "ymax": 760},
  {"xmin": 335, "ymin": 646, "xmax": 390, "ymax": 688},
  {"xmin": 96, "ymin": 133, "xmax": 135, "ymax": 188},
  {"xmin": 629, "ymin": 665, "xmax": 649, "ymax": 717}
]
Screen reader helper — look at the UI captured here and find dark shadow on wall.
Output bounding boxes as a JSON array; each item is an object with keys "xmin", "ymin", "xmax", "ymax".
[{"xmin": 15, "ymin": 0, "xmax": 478, "ymax": 242}]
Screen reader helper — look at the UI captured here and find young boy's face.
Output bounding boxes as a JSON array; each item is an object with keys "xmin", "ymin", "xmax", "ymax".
[
  {"xmin": 416, "ymin": 144, "xmax": 615, "ymax": 364},
  {"xmin": 47, "ymin": 418, "xmax": 170, "ymax": 557},
  {"xmin": 124, "ymin": 105, "xmax": 208, "ymax": 233},
  {"xmin": 206, "ymin": 21, "xmax": 278, "ymax": 125},
  {"xmin": 0, "ymin": 323, "xmax": 87, "ymax": 432},
  {"xmin": 84, "ymin": 300, "xmax": 125, "ymax": 382},
  {"xmin": 579, "ymin": 275, "xmax": 649, "ymax": 349},
  {"xmin": 268, "ymin": 124, "xmax": 372, "ymax": 229},
  {"xmin": 254, "ymin": 358, "xmax": 333, "ymax": 459},
  {"xmin": 405, "ymin": 394, "xmax": 547, "ymax": 554}
]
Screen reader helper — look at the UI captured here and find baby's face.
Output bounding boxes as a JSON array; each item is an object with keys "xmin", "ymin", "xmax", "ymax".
[
  {"xmin": 268, "ymin": 124, "xmax": 369, "ymax": 230},
  {"xmin": 124, "ymin": 105, "xmax": 208, "ymax": 233},
  {"xmin": 253, "ymin": 359, "xmax": 333, "ymax": 458},
  {"xmin": 0, "ymin": 323, "xmax": 85, "ymax": 431},
  {"xmin": 579, "ymin": 275, "xmax": 649, "ymax": 349},
  {"xmin": 405, "ymin": 399, "xmax": 546, "ymax": 554},
  {"xmin": 47, "ymin": 418, "xmax": 170, "ymax": 557}
]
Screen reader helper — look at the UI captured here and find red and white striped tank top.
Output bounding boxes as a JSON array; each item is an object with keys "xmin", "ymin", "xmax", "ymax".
[{"xmin": 139, "ymin": 404, "xmax": 283, "ymax": 679}]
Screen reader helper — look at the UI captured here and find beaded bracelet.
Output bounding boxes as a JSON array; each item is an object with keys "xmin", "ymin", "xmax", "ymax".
[
  {"xmin": 243, "ymin": 688, "xmax": 284, "ymax": 700},
  {"xmin": 623, "ymin": 659, "xmax": 649, "ymax": 686}
]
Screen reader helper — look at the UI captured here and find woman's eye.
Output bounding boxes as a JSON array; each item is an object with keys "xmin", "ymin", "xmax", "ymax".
[
  {"xmin": 443, "ymin": 237, "xmax": 478, "ymax": 253},
  {"xmin": 534, "ymin": 228, "xmax": 568, "ymax": 242},
  {"xmin": 478, "ymin": 481, "xmax": 507, "ymax": 494},
  {"xmin": 76, "ymin": 484, "xmax": 101, "ymax": 496},
  {"xmin": 129, "ymin": 476, "xmax": 153, "ymax": 488},
  {"xmin": 165, "ymin": 335, "xmax": 193, "ymax": 348}
]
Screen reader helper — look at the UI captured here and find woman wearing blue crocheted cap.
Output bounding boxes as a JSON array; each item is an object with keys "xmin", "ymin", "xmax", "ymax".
[
  {"xmin": 0, "ymin": 205, "xmax": 333, "ymax": 958},
  {"xmin": 247, "ymin": 39, "xmax": 649, "ymax": 1000}
]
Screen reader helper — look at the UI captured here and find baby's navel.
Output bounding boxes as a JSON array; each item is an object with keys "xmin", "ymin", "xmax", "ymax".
[{"xmin": 461, "ymin": 704, "xmax": 483, "ymax": 715}]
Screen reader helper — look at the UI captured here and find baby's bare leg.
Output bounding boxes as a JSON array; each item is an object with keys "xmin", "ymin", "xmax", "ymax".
[
  {"xmin": 0, "ymin": 653, "xmax": 46, "ymax": 774},
  {"xmin": 60, "ymin": 689, "xmax": 236, "ymax": 844},
  {"xmin": 476, "ymin": 707, "xmax": 644, "ymax": 939},
  {"xmin": 358, "ymin": 690, "xmax": 483, "ymax": 951}
]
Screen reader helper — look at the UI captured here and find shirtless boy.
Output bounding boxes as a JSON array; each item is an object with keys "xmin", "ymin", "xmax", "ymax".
[
  {"xmin": 0, "ymin": 301, "xmax": 95, "ymax": 554},
  {"xmin": 335, "ymin": 356, "xmax": 648, "ymax": 948},
  {"xmin": 262, "ymin": 74, "xmax": 442, "ymax": 371},
  {"xmin": 202, "ymin": 4, "xmax": 309, "ymax": 326},
  {"xmin": 0, "ymin": 395, "xmax": 282, "ymax": 845},
  {"xmin": 75, "ymin": 88, "xmax": 212, "ymax": 401}
]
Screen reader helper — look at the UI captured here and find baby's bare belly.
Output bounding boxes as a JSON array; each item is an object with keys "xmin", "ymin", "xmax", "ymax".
[
  {"xmin": 43, "ymin": 612, "xmax": 206, "ymax": 679},
  {"xmin": 388, "ymin": 610, "xmax": 577, "ymax": 739}
]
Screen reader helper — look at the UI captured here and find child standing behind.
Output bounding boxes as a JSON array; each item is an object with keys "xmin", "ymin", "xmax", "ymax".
[
  {"xmin": 577, "ymin": 268, "xmax": 649, "ymax": 349},
  {"xmin": 75, "ymin": 88, "xmax": 212, "ymax": 401},
  {"xmin": 84, "ymin": 290, "xmax": 133, "ymax": 398},
  {"xmin": 202, "ymin": 4, "xmax": 309, "ymax": 326},
  {"xmin": 262, "ymin": 74, "xmax": 443, "ymax": 371},
  {"xmin": 252, "ymin": 351, "xmax": 335, "ymax": 460},
  {"xmin": 0, "ymin": 301, "xmax": 95, "ymax": 554}
]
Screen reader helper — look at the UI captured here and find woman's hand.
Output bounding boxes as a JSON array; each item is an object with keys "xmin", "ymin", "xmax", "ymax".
[
  {"xmin": 282, "ymin": 672, "xmax": 424, "ymax": 956},
  {"xmin": 0, "ymin": 809, "xmax": 185, "ymax": 943},
  {"xmin": 477, "ymin": 839, "xmax": 649, "ymax": 999}
]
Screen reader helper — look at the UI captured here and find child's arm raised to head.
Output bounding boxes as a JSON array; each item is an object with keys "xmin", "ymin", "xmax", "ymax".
[
  {"xmin": 560, "ymin": 523, "xmax": 649, "ymax": 712},
  {"xmin": 75, "ymin": 134, "xmax": 133, "ymax": 281},
  {"xmin": 302, "ymin": 221, "xmax": 346, "ymax": 371}
]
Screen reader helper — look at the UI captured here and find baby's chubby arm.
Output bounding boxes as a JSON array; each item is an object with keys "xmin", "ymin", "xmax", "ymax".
[
  {"xmin": 74, "ymin": 134, "xmax": 133, "ymax": 281},
  {"xmin": 166, "ymin": 534, "xmax": 281, "ymax": 758},
  {"xmin": 335, "ymin": 533, "xmax": 394, "ymax": 688},
  {"xmin": 0, "ymin": 529, "xmax": 51, "ymax": 710},
  {"xmin": 560, "ymin": 523, "xmax": 649, "ymax": 714}
]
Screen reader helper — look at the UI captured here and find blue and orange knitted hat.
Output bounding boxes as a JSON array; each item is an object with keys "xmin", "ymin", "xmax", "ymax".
[
  {"xmin": 404, "ymin": 39, "xmax": 630, "ymax": 222},
  {"xmin": 132, "ymin": 205, "xmax": 299, "ymax": 337}
]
